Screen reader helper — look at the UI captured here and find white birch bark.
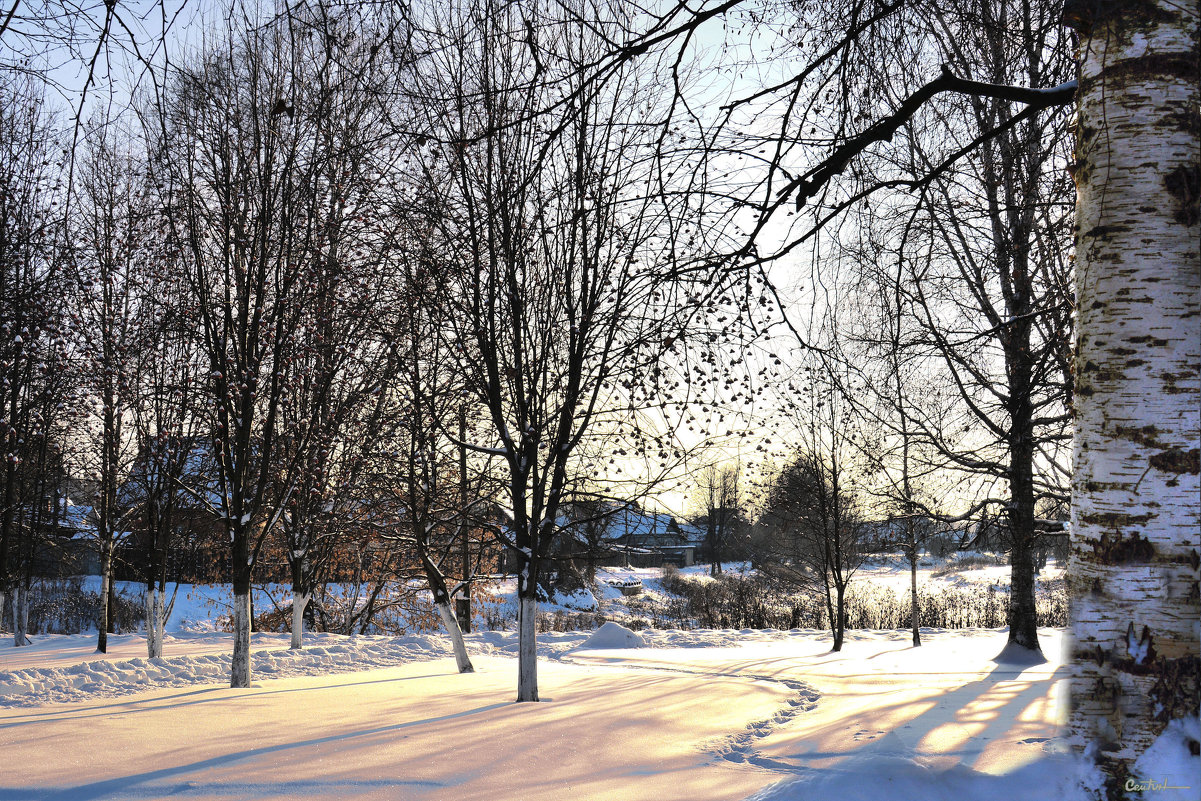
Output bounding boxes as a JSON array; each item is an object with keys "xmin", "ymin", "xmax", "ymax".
[
  {"xmin": 290, "ymin": 592, "xmax": 309, "ymax": 650},
  {"xmin": 0, "ymin": 590, "xmax": 6, "ymax": 636},
  {"xmin": 230, "ymin": 591, "xmax": 252, "ymax": 688},
  {"xmin": 517, "ymin": 596, "xmax": 538, "ymax": 702},
  {"xmin": 1068, "ymin": 0, "xmax": 1200, "ymax": 791},
  {"xmin": 436, "ymin": 600, "xmax": 475, "ymax": 674}
]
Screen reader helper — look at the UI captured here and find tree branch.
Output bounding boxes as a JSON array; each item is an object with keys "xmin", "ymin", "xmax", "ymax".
[{"xmin": 781, "ymin": 68, "xmax": 1076, "ymax": 211}]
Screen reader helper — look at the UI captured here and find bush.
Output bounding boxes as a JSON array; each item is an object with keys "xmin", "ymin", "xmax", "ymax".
[
  {"xmin": 17, "ymin": 577, "xmax": 144, "ymax": 635},
  {"xmin": 649, "ymin": 571, "xmax": 1067, "ymax": 632}
]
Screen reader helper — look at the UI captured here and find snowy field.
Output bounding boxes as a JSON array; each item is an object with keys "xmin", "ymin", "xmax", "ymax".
[
  {"xmin": 2, "ymin": 560, "xmax": 1197, "ymax": 800},
  {"xmin": 0, "ymin": 625, "xmax": 1130, "ymax": 801}
]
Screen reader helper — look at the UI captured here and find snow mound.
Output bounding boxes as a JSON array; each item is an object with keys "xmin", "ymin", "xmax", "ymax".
[
  {"xmin": 0, "ymin": 634, "xmax": 460, "ymax": 707},
  {"xmin": 580, "ymin": 621, "xmax": 646, "ymax": 649},
  {"xmin": 992, "ymin": 640, "xmax": 1049, "ymax": 666}
]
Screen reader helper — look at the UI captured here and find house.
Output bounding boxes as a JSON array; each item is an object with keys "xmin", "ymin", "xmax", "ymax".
[{"xmin": 552, "ymin": 502, "xmax": 704, "ymax": 568}]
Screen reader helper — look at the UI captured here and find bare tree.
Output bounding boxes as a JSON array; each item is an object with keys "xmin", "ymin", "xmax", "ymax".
[
  {"xmin": 409, "ymin": 0, "xmax": 713, "ymax": 701},
  {"xmin": 149, "ymin": 7, "xmax": 332, "ymax": 687},
  {"xmin": 603, "ymin": 0, "xmax": 1194, "ymax": 786},
  {"xmin": 66, "ymin": 119, "xmax": 158, "ymax": 653},
  {"xmin": 758, "ymin": 375, "xmax": 866, "ymax": 651},
  {"xmin": 694, "ymin": 463, "xmax": 741, "ymax": 576},
  {"xmin": 0, "ymin": 75, "xmax": 72, "ymax": 647}
]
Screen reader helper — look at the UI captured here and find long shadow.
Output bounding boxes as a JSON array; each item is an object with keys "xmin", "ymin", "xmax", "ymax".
[
  {"xmin": 0, "ymin": 671, "xmax": 454, "ymax": 729},
  {"xmin": 0, "ymin": 777, "xmax": 450, "ymax": 800},
  {"xmin": 783, "ymin": 656, "xmax": 1067, "ymax": 769},
  {"xmin": 0, "ymin": 701, "xmax": 512, "ymax": 801}
]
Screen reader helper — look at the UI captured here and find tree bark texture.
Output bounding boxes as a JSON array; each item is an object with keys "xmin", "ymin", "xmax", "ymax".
[{"xmin": 1067, "ymin": 0, "xmax": 1200, "ymax": 792}]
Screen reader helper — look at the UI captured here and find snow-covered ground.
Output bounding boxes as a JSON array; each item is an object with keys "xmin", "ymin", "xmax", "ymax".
[
  {"xmin": 5, "ymin": 624, "xmax": 1195, "ymax": 800},
  {"xmin": 2, "ymin": 559, "xmax": 1197, "ymax": 800}
]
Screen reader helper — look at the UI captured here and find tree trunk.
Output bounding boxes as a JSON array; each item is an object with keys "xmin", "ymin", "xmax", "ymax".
[
  {"xmin": 455, "ymin": 597, "xmax": 472, "ymax": 635},
  {"xmin": 13, "ymin": 583, "xmax": 30, "ymax": 646},
  {"xmin": 107, "ymin": 574, "xmax": 117, "ymax": 635},
  {"xmin": 517, "ymin": 594, "xmax": 538, "ymax": 702},
  {"xmin": 909, "ymin": 542, "xmax": 920, "ymax": 647},
  {"xmin": 421, "ymin": 554, "xmax": 474, "ymax": 674},
  {"xmin": 833, "ymin": 584, "xmax": 845, "ymax": 652},
  {"xmin": 436, "ymin": 600, "xmax": 475, "ymax": 674},
  {"xmin": 230, "ymin": 590, "xmax": 252, "ymax": 688},
  {"xmin": 145, "ymin": 585, "xmax": 164, "ymax": 659},
  {"xmin": 1067, "ymin": 0, "xmax": 1200, "ymax": 793},
  {"xmin": 97, "ymin": 542, "xmax": 112, "ymax": 653},
  {"xmin": 290, "ymin": 591, "xmax": 309, "ymax": 650},
  {"xmin": 0, "ymin": 589, "xmax": 5, "ymax": 636},
  {"xmin": 1007, "ymin": 436, "xmax": 1041, "ymax": 652}
]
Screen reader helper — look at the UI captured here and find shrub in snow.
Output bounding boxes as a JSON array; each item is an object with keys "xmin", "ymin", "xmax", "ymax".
[
  {"xmin": 655, "ymin": 571, "xmax": 1066, "ymax": 632},
  {"xmin": 581, "ymin": 621, "xmax": 646, "ymax": 649},
  {"xmin": 17, "ymin": 578, "xmax": 143, "ymax": 635},
  {"xmin": 553, "ymin": 587, "xmax": 599, "ymax": 611}
]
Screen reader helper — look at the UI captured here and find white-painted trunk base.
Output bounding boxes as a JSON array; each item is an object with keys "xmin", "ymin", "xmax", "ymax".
[
  {"xmin": 13, "ymin": 586, "xmax": 31, "ymax": 647},
  {"xmin": 146, "ymin": 588, "xmax": 164, "ymax": 659},
  {"xmin": 290, "ymin": 592, "xmax": 309, "ymax": 650},
  {"xmin": 436, "ymin": 601, "xmax": 474, "ymax": 674},
  {"xmin": 517, "ymin": 596, "xmax": 538, "ymax": 702},
  {"xmin": 230, "ymin": 592, "xmax": 252, "ymax": 688}
]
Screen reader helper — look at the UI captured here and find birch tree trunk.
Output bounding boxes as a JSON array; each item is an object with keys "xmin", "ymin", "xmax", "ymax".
[{"xmin": 1067, "ymin": 0, "xmax": 1200, "ymax": 793}]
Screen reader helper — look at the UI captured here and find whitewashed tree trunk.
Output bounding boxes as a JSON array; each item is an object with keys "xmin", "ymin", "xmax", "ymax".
[
  {"xmin": 1067, "ymin": 0, "xmax": 1200, "ymax": 794},
  {"xmin": 436, "ymin": 601, "xmax": 474, "ymax": 674},
  {"xmin": 145, "ymin": 587, "xmax": 165, "ymax": 659},
  {"xmin": 230, "ymin": 591, "xmax": 252, "ymax": 688},
  {"xmin": 290, "ymin": 592, "xmax": 309, "ymax": 650},
  {"xmin": 14, "ymin": 584, "xmax": 30, "ymax": 646},
  {"xmin": 517, "ymin": 596, "xmax": 538, "ymax": 702}
]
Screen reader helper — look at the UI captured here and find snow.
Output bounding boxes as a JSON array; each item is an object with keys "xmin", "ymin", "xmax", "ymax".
[
  {"xmin": 1, "ymin": 559, "xmax": 1194, "ymax": 799},
  {"xmin": 550, "ymin": 586, "xmax": 599, "ymax": 611},
  {"xmin": 1, "ymin": 625, "xmax": 1108, "ymax": 801},
  {"xmin": 1130, "ymin": 716, "xmax": 1201, "ymax": 799}
]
